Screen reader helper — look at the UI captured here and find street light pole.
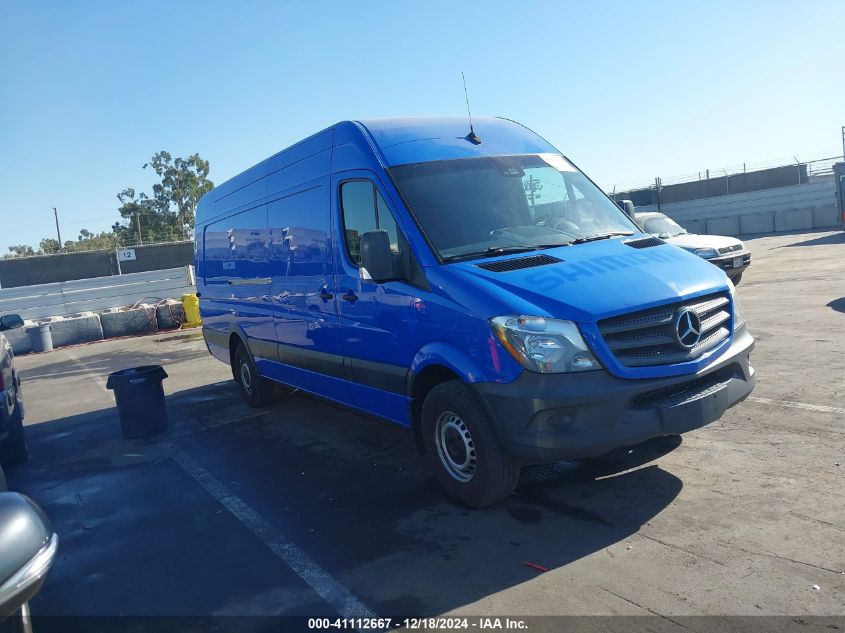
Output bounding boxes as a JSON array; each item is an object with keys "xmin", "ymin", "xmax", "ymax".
[{"xmin": 52, "ymin": 207, "xmax": 62, "ymax": 251}]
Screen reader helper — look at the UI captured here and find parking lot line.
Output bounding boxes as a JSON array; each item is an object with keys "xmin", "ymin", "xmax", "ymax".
[
  {"xmin": 749, "ymin": 396, "xmax": 845, "ymax": 415},
  {"xmin": 62, "ymin": 346, "xmax": 377, "ymax": 621},
  {"xmin": 161, "ymin": 441, "xmax": 377, "ymax": 620}
]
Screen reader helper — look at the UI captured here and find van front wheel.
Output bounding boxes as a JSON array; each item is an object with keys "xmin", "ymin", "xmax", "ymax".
[
  {"xmin": 233, "ymin": 343, "xmax": 273, "ymax": 408},
  {"xmin": 421, "ymin": 381, "xmax": 520, "ymax": 507}
]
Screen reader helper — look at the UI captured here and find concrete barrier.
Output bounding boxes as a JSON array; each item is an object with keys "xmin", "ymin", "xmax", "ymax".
[
  {"xmin": 100, "ymin": 305, "xmax": 158, "ymax": 339},
  {"xmin": 44, "ymin": 312, "xmax": 105, "ymax": 348},
  {"xmin": 812, "ymin": 205, "xmax": 840, "ymax": 228},
  {"xmin": 6, "ymin": 323, "xmax": 34, "ymax": 355},
  {"xmin": 681, "ymin": 217, "xmax": 707, "ymax": 234},
  {"xmin": 740, "ymin": 212, "xmax": 775, "ymax": 235},
  {"xmin": 706, "ymin": 216, "xmax": 741, "ymax": 236},
  {"xmin": 156, "ymin": 300, "xmax": 187, "ymax": 330},
  {"xmin": 775, "ymin": 207, "xmax": 814, "ymax": 232},
  {"xmin": 636, "ymin": 181, "xmax": 840, "ymax": 237}
]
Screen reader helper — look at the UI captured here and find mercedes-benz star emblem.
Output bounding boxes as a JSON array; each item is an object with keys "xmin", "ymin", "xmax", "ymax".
[{"xmin": 674, "ymin": 308, "xmax": 702, "ymax": 349}]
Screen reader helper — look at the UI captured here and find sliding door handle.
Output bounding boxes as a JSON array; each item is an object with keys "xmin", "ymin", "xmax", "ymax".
[{"xmin": 342, "ymin": 291, "xmax": 359, "ymax": 304}]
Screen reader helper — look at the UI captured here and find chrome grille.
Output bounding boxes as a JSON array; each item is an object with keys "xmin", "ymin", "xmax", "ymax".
[
  {"xmin": 718, "ymin": 244, "xmax": 742, "ymax": 254},
  {"xmin": 598, "ymin": 293, "xmax": 731, "ymax": 367}
]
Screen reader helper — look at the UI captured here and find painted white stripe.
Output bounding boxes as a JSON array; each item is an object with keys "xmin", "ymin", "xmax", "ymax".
[
  {"xmin": 63, "ymin": 350, "xmax": 376, "ymax": 622},
  {"xmin": 749, "ymin": 396, "xmax": 845, "ymax": 415},
  {"xmin": 161, "ymin": 442, "xmax": 376, "ymax": 620},
  {"xmin": 65, "ymin": 348, "xmax": 110, "ymax": 392}
]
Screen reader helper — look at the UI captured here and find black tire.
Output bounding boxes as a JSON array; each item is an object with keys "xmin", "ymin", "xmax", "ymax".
[
  {"xmin": 233, "ymin": 343, "xmax": 274, "ymax": 408},
  {"xmin": 0, "ymin": 405, "xmax": 28, "ymax": 467},
  {"xmin": 731, "ymin": 272, "xmax": 743, "ymax": 285},
  {"xmin": 421, "ymin": 380, "xmax": 520, "ymax": 507}
]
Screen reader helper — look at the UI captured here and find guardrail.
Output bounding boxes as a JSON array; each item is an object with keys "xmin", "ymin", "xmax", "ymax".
[{"xmin": 0, "ymin": 267, "xmax": 195, "ymax": 321}]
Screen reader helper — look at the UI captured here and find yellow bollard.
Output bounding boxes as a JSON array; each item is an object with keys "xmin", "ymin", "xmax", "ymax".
[{"xmin": 181, "ymin": 293, "xmax": 202, "ymax": 329}]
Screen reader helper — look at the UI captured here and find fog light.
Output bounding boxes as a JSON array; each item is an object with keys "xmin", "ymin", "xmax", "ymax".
[{"xmin": 571, "ymin": 353, "xmax": 596, "ymax": 370}]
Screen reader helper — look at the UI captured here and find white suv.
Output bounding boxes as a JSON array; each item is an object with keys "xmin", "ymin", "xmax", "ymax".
[{"xmin": 636, "ymin": 212, "xmax": 751, "ymax": 284}]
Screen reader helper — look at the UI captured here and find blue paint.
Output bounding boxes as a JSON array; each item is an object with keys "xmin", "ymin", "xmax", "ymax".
[{"xmin": 196, "ymin": 116, "xmax": 752, "ymax": 443}]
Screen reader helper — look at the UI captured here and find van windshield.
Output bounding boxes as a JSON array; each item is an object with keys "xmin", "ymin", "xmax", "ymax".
[{"xmin": 388, "ymin": 154, "xmax": 637, "ymax": 261}]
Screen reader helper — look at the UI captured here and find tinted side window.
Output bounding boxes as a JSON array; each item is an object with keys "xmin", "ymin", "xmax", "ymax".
[
  {"xmin": 204, "ymin": 205, "xmax": 268, "ymax": 279},
  {"xmin": 268, "ymin": 186, "xmax": 330, "ymax": 277},
  {"xmin": 341, "ymin": 180, "xmax": 400, "ymax": 265}
]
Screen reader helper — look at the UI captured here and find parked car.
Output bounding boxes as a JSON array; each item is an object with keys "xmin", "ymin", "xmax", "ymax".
[
  {"xmin": 0, "ymin": 489, "xmax": 58, "ymax": 630},
  {"xmin": 196, "ymin": 117, "xmax": 756, "ymax": 507},
  {"xmin": 0, "ymin": 316, "xmax": 27, "ymax": 467},
  {"xmin": 635, "ymin": 211, "xmax": 751, "ymax": 284}
]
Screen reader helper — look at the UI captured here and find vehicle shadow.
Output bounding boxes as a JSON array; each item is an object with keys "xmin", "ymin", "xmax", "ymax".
[
  {"xmin": 8, "ymin": 381, "xmax": 684, "ymax": 620},
  {"xmin": 826, "ymin": 298, "xmax": 845, "ymax": 313},
  {"xmin": 782, "ymin": 231, "xmax": 845, "ymax": 248},
  {"xmin": 16, "ymin": 347, "xmax": 210, "ymax": 383}
]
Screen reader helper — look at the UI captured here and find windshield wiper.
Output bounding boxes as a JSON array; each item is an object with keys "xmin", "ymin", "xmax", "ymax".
[
  {"xmin": 570, "ymin": 231, "xmax": 634, "ymax": 245},
  {"xmin": 444, "ymin": 245, "xmax": 540, "ymax": 261}
]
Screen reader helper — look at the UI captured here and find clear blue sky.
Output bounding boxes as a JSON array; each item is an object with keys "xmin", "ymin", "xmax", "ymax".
[{"xmin": 1, "ymin": 0, "xmax": 843, "ymax": 253}]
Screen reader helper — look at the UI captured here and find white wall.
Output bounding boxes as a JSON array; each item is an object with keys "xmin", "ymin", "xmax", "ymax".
[
  {"xmin": 636, "ymin": 181, "xmax": 839, "ymax": 236},
  {"xmin": 0, "ymin": 267, "xmax": 194, "ymax": 321}
]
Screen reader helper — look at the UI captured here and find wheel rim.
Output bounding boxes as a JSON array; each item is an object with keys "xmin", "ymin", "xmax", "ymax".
[
  {"xmin": 239, "ymin": 359, "xmax": 253, "ymax": 394},
  {"xmin": 434, "ymin": 411, "xmax": 477, "ymax": 483}
]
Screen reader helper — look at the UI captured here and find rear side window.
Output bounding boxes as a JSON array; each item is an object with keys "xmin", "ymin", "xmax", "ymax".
[
  {"xmin": 340, "ymin": 180, "xmax": 400, "ymax": 265},
  {"xmin": 203, "ymin": 205, "xmax": 268, "ymax": 279}
]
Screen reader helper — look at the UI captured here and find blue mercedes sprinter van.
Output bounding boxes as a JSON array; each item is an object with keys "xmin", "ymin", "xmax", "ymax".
[{"xmin": 195, "ymin": 117, "xmax": 756, "ymax": 507}]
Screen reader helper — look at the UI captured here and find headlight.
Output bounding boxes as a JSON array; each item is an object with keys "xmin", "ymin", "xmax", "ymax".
[
  {"xmin": 693, "ymin": 248, "xmax": 718, "ymax": 258},
  {"xmin": 489, "ymin": 316, "xmax": 600, "ymax": 373},
  {"xmin": 730, "ymin": 282, "xmax": 745, "ymax": 331}
]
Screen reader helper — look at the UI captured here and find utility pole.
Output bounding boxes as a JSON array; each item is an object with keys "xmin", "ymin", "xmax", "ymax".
[
  {"xmin": 135, "ymin": 212, "xmax": 143, "ymax": 245},
  {"xmin": 841, "ymin": 125, "xmax": 844, "ymax": 159},
  {"xmin": 52, "ymin": 207, "xmax": 62, "ymax": 251},
  {"xmin": 655, "ymin": 177, "xmax": 663, "ymax": 211}
]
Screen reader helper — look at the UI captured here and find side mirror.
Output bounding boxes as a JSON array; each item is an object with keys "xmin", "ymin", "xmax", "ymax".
[
  {"xmin": 360, "ymin": 230, "xmax": 394, "ymax": 283},
  {"xmin": 620, "ymin": 200, "xmax": 636, "ymax": 219},
  {"xmin": 0, "ymin": 315, "xmax": 24, "ymax": 332},
  {"xmin": 0, "ymin": 493, "xmax": 58, "ymax": 618}
]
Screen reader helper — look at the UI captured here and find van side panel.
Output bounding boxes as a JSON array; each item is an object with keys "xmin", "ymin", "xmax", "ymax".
[
  {"xmin": 266, "ymin": 129, "xmax": 334, "ymax": 177},
  {"xmin": 268, "ymin": 178, "xmax": 353, "ymax": 406},
  {"xmin": 201, "ymin": 204, "xmax": 273, "ymax": 357}
]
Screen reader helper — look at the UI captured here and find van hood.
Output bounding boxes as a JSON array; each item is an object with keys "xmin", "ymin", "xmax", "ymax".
[
  {"xmin": 662, "ymin": 233, "xmax": 742, "ymax": 251},
  {"xmin": 447, "ymin": 237, "xmax": 730, "ymax": 323}
]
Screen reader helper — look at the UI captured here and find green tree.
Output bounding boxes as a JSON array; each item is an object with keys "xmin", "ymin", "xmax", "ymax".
[
  {"xmin": 5, "ymin": 245, "xmax": 35, "ymax": 258},
  {"xmin": 114, "ymin": 151, "xmax": 214, "ymax": 243},
  {"xmin": 39, "ymin": 238, "xmax": 61, "ymax": 254},
  {"xmin": 69, "ymin": 229, "xmax": 121, "ymax": 252}
]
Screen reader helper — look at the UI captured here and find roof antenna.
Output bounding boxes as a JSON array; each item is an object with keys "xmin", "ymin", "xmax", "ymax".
[{"xmin": 462, "ymin": 72, "xmax": 481, "ymax": 145}]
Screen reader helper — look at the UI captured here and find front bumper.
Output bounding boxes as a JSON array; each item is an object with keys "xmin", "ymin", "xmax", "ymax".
[
  {"xmin": 476, "ymin": 328, "xmax": 756, "ymax": 463},
  {"xmin": 708, "ymin": 251, "xmax": 751, "ymax": 277}
]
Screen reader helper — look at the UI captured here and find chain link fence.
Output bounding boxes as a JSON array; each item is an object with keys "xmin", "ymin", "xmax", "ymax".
[
  {"xmin": 611, "ymin": 154, "xmax": 844, "ymax": 208},
  {"xmin": 0, "ymin": 240, "xmax": 194, "ymax": 289}
]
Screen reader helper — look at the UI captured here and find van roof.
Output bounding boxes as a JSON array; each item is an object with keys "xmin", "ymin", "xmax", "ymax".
[
  {"xmin": 356, "ymin": 116, "xmax": 559, "ymax": 166},
  {"xmin": 198, "ymin": 117, "xmax": 560, "ymax": 215}
]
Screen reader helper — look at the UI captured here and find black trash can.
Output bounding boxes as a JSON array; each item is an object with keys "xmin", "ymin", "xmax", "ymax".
[{"xmin": 106, "ymin": 365, "xmax": 169, "ymax": 439}]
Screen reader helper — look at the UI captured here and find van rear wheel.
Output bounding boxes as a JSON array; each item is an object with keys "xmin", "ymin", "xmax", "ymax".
[
  {"xmin": 233, "ymin": 343, "xmax": 273, "ymax": 408},
  {"xmin": 421, "ymin": 380, "xmax": 520, "ymax": 507}
]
